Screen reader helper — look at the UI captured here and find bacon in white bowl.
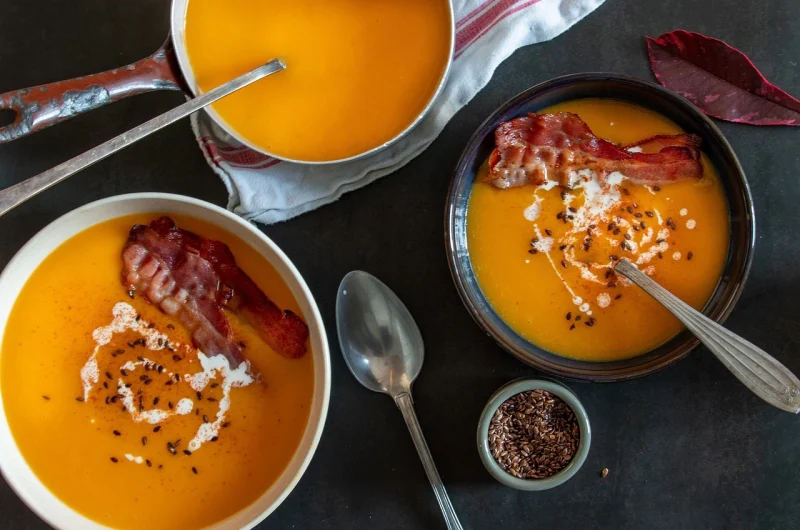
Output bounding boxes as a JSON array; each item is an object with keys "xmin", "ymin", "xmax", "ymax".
[{"xmin": 121, "ymin": 217, "xmax": 309, "ymax": 365}]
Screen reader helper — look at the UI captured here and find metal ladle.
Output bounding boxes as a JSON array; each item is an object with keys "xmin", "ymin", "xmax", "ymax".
[
  {"xmin": 336, "ymin": 271, "xmax": 464, "ymax": 530},
  {"xmin": 0, "ymin": 59, "xmax": 285, "ymax": 217},
  {"xmin": 615, "ymin": 259, "xmax": 800, "ymax": 413}
]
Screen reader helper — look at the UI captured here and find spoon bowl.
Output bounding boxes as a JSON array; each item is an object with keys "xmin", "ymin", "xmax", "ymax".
[{"xmin": 336, "ymin": 271, "xmax": 423, "ymax": 397}]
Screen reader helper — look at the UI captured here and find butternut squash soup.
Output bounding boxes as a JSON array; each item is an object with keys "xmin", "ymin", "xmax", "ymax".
[
  {"xmin": 467, "ymin": 99, "xmax": 729, "ymax": 361},
  {"xmin": 1, "ymin": 214, "xmax": 314, "ymax": 529},
  {"xmin": 184, "ymin": 0, "xmax": 452, "ymax": 162}
]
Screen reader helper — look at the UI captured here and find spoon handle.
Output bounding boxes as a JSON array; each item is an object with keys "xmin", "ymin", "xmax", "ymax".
[
  {"xmin": 615, "ymin": 260, "xmax": 800, "ymax": 413},
  {"xmin": 395, "ymin": 392, "xmax": 464, "ymax": 530}
]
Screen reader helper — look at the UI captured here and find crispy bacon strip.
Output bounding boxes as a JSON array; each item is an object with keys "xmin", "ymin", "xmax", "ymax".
[
  {"xmin": 121, "ymin": 217, "xmax": 309, "ymax": 364},
  {"xmin": 484, "ymin": 112, "xmax": 703, "ymax": 189}
]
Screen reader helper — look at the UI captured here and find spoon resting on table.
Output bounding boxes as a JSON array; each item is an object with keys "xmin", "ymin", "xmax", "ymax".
[
  {"xmin": 0, "ymin": 59, "xmax": 286, "ymax": 218},
  {"xmin": 615, "ymin": 259, "xmax": 800, "ymax": 413},
  {"xmin": 336, "ymin": 271, "xmax": 464, "ymax": 530}
]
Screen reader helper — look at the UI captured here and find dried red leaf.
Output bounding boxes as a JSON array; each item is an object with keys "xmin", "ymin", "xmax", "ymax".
[{"xmin": 646, "ymin": 30, "xmax": 800, "ymax": 126}]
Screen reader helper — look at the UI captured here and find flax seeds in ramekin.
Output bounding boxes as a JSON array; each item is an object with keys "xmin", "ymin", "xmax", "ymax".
[{"xmin": 488, "ymin": 389, "xmax": 580, "ymax": 480}]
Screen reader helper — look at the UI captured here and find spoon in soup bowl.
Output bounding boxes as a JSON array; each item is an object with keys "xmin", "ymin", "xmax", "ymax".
[
  {"xmin": 336, "ymin": 271, "xmax": 464, "ymax": 530},
  {"xmin": 615, "ymin": 259, "xmax": 800, "ymax": 413}
]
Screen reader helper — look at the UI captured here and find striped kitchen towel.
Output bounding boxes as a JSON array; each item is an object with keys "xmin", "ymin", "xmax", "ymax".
[{"xmin": 190, "ymin": 0, "xmax": 606, "ymax": 224}]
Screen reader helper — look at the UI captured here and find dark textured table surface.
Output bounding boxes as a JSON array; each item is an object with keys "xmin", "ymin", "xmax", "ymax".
[{"xmin": 2, "ymin": 0, "xmax": 799, "ymax": 528}]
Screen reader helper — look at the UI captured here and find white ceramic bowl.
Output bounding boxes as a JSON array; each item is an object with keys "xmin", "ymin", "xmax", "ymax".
[{"xmin": 0, "ymin": 193, "xmax": 331, "ymax": 529}]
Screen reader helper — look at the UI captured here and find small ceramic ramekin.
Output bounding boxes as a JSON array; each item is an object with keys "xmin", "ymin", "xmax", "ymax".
[{"xmin": 477, "ymin": 378, "xmax": 591, "ymax": 490}]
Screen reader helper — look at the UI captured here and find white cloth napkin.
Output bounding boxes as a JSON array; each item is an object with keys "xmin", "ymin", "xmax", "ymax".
[{"xmin": 190, "ymin": 0, "xmax": 606, "ymax": 224}]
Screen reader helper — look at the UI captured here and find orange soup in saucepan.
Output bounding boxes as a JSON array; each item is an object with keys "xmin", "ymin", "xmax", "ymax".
[
  {"xmin": 1, "ymin": 215, "xmax": 314, "ymax": 529},
  {"xmin": 184, "ymin": 0, "xmax": 452, "ymax": 162},
  {"xmin": 467, "ymin": 99, "xmax": 730, "ymax": 362}
]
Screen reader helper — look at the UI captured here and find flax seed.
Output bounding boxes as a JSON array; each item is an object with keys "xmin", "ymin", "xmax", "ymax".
[{"xmin": 488, "ymin": 390, "xmax": 579, "ymax": 480}]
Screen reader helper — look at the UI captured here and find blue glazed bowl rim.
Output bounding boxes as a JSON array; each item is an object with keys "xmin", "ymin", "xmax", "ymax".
[{"xmin": 444, "ymin": 72, "xmax": 756, "ymax": 382}]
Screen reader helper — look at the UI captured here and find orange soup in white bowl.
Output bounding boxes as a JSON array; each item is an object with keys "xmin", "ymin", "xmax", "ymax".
[{"xmin": 0, "ymin": 194, "xmax": 330, "ymax": 530}]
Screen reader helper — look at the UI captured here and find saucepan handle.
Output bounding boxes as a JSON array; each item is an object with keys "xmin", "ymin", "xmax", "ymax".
[{"xmin": 0, "ymin": 38, "xmax": 185, "ymax": 143}]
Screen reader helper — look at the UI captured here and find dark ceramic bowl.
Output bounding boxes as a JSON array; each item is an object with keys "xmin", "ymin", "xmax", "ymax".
[{"xmin": 445, "ymin": 73, "xmax": 755, "ymax": 382}]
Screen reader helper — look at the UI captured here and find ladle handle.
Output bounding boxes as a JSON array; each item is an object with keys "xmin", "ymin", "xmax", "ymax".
[
  {"xmin": 395, "ymin": 392, "xmax": 464, "ymax": 530},
  {"xmin": 0, "ymin": 59, "xmax": 285, "ymax": 218},
  {"xmin": 615, "ymin": 259, "xmax": 800, "ymax": 413}
]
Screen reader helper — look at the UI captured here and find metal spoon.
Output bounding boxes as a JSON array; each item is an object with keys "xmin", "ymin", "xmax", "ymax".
[
  {"xmin": 615, "ymin": 259, "xmax": 800, "ymax": 412},
  {"xmin": 0, "ymin": 59, "xmax": 286, "ymax": 217},
  {"xmin": 336, "ymin": 271, "xmax": 464, "ymax": 530}
]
